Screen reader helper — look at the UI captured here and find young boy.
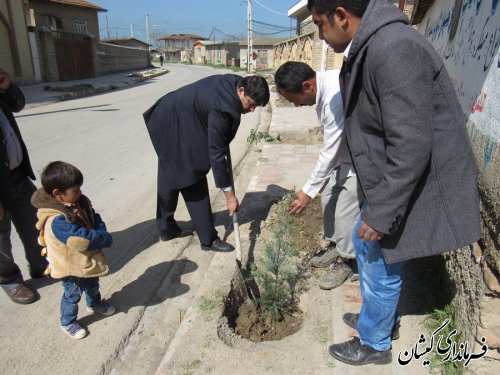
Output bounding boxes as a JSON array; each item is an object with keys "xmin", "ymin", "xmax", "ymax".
[{"xmin": 31, "ymin": 161, "xmax": 115, "ymax": 339}]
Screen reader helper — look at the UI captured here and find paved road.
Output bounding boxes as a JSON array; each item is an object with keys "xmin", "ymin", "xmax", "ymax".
[{"xmin": 1, "ymin": 65, "xmax": 265, "ymax": 375}]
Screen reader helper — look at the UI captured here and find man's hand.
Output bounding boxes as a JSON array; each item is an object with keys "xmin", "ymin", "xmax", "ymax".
[
  {"xmin": 357, "ymin": 220, "xmax": 385, "ymax": 242},
  {"xmin": 224, "ymin": 190, "xmax": 239, "ymax": 216},
  {"xmin": 0, "ymin": 69, "xmax": 12, "ymax": 91},
  {"xmin": 288, "ymin": 190, "xmax": 311, "ymax": 215},
  {"xmin": 0, "ymin": 201, "xmax": 4, "ymax": 221}
]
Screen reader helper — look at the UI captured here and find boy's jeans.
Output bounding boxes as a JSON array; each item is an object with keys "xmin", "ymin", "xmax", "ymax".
[
  {"xmin": 353, "ymin": 214, "xmax": 406, "ymax": 351},
  {"xmin": 60, "ymin": 276, "xmax": 101, "ymax": 326}
]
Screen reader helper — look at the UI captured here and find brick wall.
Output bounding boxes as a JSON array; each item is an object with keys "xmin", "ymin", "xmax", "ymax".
[
  {"xmin": 35, "ymin": 27, "xmax": 59, "ymax": 81},
  {"xmin": 95, "ymin": 43, "xmax": 150, "ymax": 76}
]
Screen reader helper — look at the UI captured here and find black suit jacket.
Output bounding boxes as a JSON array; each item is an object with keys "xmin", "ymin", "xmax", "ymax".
[
  {"xmin": 144, "ymin": 74, "xmax": 243, "ymax": 190},
  {"xmin": 0, "ymin": 83, "xmax": 35, "ymax": 208}
]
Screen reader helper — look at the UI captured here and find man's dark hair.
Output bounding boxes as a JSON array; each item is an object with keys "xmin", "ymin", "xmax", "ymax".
[
  {"xmin": 274, "ymin": 62, "xmax": 316, "ymax": 94},
  {"xmin": 237, "ymin": 75, "xmax": 270, "ymax": 106},
  {"xmin": 307, "ymin": 0, "xmax": 370, "ymax": 18},
  {"xmin": 41, "ymin": 161, "xmax": 84, "ymax": 194}
]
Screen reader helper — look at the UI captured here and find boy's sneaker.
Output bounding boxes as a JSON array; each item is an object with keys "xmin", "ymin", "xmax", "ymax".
[
  {"xmin": 87, "ymin": 299, "xmax": 116, "ymax": 316},
  {"xmin": 61, "ymin": 322, "xmax": 87, "ymax": 339}
]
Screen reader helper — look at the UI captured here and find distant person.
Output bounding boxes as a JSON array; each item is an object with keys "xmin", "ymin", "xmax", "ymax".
[
  {"xmin": 275, "ymin": 62, "xmax": 361, "ymax": 290},
  {"xmin": 144, "ymin": 74, "xmax": 269, "ymax": 252},
  {"xmin": 31, "ymin": 161, "xmax": 115, "ymax": 340},
  {"xmin": 308, "ymin": 0, "xmax": 480, "ymax": 366},
  {"xmin": 0, "ymin": 67, "xmax": 47, "ymax": 305},
  {"xmin": 159, "ymin": 54, "xmax": 164, "ymax": 66}
]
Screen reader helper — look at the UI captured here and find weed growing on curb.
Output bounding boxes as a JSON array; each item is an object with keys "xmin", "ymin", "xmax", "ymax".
[
  {"xmin": 199, "ymin": 290, "xmax": 224, "ymax": 312},
  {"xmin": 247, "ymin": 129, "xmax": 280, "ymax": 144},
  {"xmin": 180, "ymin": 359, "xmax": 202, "ymax": 374},
  {"xmin": 425, "ymin": 304, "xmax": 463, "ymax": 375},
  {"xmin": 251, "ymin": 193, "xmax": 299, "ymax": 322}
]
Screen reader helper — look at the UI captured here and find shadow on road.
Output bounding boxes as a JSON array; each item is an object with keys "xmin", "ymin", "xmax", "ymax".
[
  {"xmin": 79, "ymin": 259, "xmax": 198, "ymax": 329},
  {"xmin": 106, "ymin": 218, "xmax": 191, "ymax": 273}
]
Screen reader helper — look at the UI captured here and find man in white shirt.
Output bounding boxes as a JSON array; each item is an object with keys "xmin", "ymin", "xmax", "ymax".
[{"xmin": 274, "ymin": 61, "xmax": 361, "ymax": 289}]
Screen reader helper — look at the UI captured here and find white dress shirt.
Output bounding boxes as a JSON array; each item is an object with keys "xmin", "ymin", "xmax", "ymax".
[{"xmin": 301, "ymin": 69, "xmax": 355, "ymax": 198}]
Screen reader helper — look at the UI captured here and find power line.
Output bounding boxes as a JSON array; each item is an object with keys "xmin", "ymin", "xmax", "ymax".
[{"xmin": 254, "ymin": 0, "xmax": 287, "ymax": 16}]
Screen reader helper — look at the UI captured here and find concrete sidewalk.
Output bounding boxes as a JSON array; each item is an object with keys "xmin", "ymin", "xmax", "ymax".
[
  {"xmin": 154, "ymin": 92, "xmax": 430, "ymax": 375},
  {"xmin": 20, "ymin": 66, "xmax": 168, "ymax": 109}
]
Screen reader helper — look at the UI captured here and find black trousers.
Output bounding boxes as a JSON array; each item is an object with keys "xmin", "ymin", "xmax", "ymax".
[
  {"xmin": 0, "ymin": 168, "xmax": 45, "ymax": 284},
  {"xmin": 157, "ymin": 170, "xmax": 218, "ymax": 246}
]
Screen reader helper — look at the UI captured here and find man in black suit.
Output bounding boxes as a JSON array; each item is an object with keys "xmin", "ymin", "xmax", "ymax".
[
  {"xmin": 144, "ymin": 74, "xmax": 269, "ymax": 252},
  {"xmin": 0, "ymin": 68, "xmax": 47, "ymax": 304}
]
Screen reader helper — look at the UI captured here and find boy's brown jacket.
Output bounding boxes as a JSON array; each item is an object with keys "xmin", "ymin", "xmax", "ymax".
[{"xmin": 31, "ymin": 189, "xmax": 110, "ymax": 279}]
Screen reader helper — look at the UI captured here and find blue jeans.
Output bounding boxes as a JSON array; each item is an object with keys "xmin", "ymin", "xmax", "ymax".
[
  {"xmin": 60, "ymin": 277, "xmax": 101, "ymax": 326},
  {"xmin": 353, "ymin": 214, "xmax": 406, "ymax": 351}
]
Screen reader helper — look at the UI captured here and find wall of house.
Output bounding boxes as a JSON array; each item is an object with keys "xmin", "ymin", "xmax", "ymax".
[
  {"xmin": 193, "ymin": 45, "xmax": 205, "ymax": 65},
  {"xmin": 0, "ymin": 0, "xmax": 35, "ymax": 82},
  {"xmin": 162, "ymin": 38, "xmax": 194, "ymax": 51},
  {"xmin": 29, "ymin": 0, "xmax": 100, "ymax": 39},
  {"xmin": 95, "ymin": 43, "xmax": 150, "ymax": 76},
  {"xmin": 418, "ymin": 0, "xmax": 499, "ymax": 342}
]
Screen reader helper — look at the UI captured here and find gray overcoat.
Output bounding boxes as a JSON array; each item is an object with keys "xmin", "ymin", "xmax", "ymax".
[{"xmin": 343, "ymin": 0, "xmax": 481, "ymax": 263}]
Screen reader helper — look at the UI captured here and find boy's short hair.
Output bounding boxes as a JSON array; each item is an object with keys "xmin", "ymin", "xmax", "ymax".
[
  {"xmin": 275, "ymin": 62, "xmax": 316, "ymax": 94},
  {"xmin": 41, "ymin": 161, "xmax": 84, "ymax": 194},
  {"xmin": 237, "ymin": 75, "xmax": 270, "ymax": 106}
]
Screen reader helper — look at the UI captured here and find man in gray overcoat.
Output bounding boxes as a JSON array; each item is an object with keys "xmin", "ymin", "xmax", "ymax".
[{"xmin": 307, "ymin": 0, "xmax": 480, "ymax": 365}]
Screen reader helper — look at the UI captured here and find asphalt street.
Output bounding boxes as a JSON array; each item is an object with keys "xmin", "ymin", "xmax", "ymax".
[{"xmin": 1, "ymin": 65, "xmax": 263, "ymax": 375}]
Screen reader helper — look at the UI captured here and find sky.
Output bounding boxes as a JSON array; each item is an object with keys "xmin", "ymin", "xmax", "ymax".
[{"xmin": 94, "ymin": 0, "xmax": 302, "ymax": 44}]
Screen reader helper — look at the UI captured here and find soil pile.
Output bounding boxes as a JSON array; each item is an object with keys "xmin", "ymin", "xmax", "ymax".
[{"xmin": 231, "ymin": 197, "xmax": 325, "ymax": 342}]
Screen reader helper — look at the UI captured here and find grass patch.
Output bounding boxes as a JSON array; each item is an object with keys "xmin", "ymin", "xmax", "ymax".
[
  {"xmin": 199, "ymin": 290, "xmax": 224, "ymax": 311},
  {"xmin": 247, "ymin": 129, "xmax": 280, "ymax": 144},
  {"xmin": 181, "ymin": 359, "xmax": 202, "ymax": 374},
  {"xmin": 424, "ymin": 304, "xmax": 464, "ymax": 375}
]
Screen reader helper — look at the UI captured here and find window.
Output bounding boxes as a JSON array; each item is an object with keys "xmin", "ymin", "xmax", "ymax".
[
  {"xmin": 74, "ymin": 20, "xmax": 87, "ymax": 35},
  {"xmin": 48, "ymin": 15, "xmax": 62, "ymax": 32}
]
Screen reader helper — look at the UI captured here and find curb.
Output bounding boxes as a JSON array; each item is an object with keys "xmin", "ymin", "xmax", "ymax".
[{"xmin": 54, "ymin": 70, "xmax": 169, "ymax": 101}]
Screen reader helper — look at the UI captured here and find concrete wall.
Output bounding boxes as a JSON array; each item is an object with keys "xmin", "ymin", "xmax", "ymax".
[
  {"xmin": 95, "ymin": 43, "xmax": 150, "ymax": 76},
  {"xmin": 418, "ymin": 0, "xmax": 499, "ymax": 341}
]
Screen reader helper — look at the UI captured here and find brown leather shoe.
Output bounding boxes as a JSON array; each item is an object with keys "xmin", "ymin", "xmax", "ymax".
[{"xmin": 3, "ymin": 284, "xmax": 38, "ymax": 304}]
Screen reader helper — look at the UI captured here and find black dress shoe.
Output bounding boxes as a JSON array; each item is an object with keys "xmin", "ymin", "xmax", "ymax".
[
  {"xmin": 329, "ymin": 337, "xmax": 392, "ymax": 365},
  {"xmin": 3, "ymin": 284, "xmax": 38, "ymax": 304},
  {"xmin": 342, "ymin": 312, "xmax": 400, "ymax": 340},
  {"xmin": 159, "ymin": 229, "xmax": 193, "ymax": 241},
  {"xmin": 201, "ymin": 238, "xmax": 234, "ymax": 252}
]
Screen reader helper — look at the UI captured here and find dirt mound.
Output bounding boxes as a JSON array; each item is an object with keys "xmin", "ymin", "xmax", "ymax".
[{"xmin": 219, "ymin": 197, "xmax": 324, "ymax": 344}]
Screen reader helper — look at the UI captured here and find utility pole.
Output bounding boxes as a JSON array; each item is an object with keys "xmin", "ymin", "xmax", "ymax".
[
  {"xmin": 131, "ymin": 24, "xmax": 134, "ymax": 37},
  {"xmin": 247, "ymin": 0, "xmax": 253, "ymax": 73},
  {"xmin": 106, "ymin": 14, "xmax": 110, "ymax": 39},
  {"xmin": 213, "ymin": 28, "xmax": 216, "ymax": 65},
  {"xmin": 146, "ymin": 13, "xmax": 151, "ymax": 50}
]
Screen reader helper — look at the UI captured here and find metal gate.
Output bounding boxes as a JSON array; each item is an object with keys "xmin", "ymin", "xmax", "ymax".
[
  {"xmin": 256, "ymin": 49, "xmax": 269, "ymax": 70},
  {"xmin": 53, "ymin": 32, "xmax": 94, "ymax": 81}
]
